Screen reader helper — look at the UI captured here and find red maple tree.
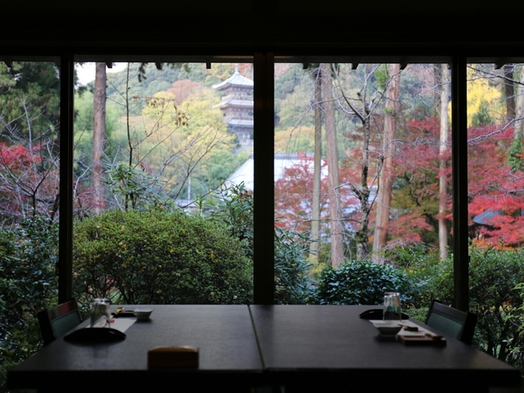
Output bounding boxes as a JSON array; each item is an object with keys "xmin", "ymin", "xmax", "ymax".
[{"xmin": 274, "ymin": 117, "xmax": 524, "ymax": 251}]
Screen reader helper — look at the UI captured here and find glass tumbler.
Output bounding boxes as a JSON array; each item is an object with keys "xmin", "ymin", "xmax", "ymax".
[
  {"xmin": 90, "ymin": 298, "xmax": 111, "ymax": 327},
  {"xmin": 383, "ymin": 292, "xmax": 402, "ymax": 321}
]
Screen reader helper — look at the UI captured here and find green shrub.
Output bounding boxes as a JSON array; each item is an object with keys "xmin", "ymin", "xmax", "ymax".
[
  {"xmin": 469, "ymin": 246, "xmax": 524, "ymax": 370},
  {"xmin": 208, "ymin": 182, "xmax": 312, "ymax": 304},
  {"xmin": 274, "ymin": 228, "xmax": 312, "ymax": 304},
  {"xmin": 73, "ymin": 208, "xmax": 252, "ymax": 307},
  {"xmin": 207, "ymin": 182, "xmax": 254, "ymax": 259},
  {"xmin": 0, "ymin": 216, "xmax": 58, "ymax": 388},
  {"xmin": 315, "ymin": 260, "xmax": 412, "ymax": 305},
  {"xmin": 382, "ymin": 243, "xmax": 446, "ymax": 316},
  {"xmin": 416, "ymin": 245, "xmax": 524, "ymax": 374}
]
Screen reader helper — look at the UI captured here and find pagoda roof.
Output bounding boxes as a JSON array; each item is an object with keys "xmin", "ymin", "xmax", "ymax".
[
  {"xmin": 218, "ymin": 99, "xmax": 254, "ymax": 108},
  {"xmin": 227, "ymin": 119, "xmax": 253, "ymax": 127},
  {"xmin": 212, "ymin": 67, "xmax": 254, "ymax": 91}
]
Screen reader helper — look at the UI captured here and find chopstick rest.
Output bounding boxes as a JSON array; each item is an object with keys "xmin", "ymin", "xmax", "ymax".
[{"xmin": 148, "ymin": 346, "xmax": 199, "ymax": 369}]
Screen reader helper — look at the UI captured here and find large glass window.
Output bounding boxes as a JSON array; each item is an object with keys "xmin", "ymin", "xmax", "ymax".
[
  {"xmin": 0, "ymin": 59, "xmax": 61, "ymax": 379},
  {"xmin": 5, "ymin": 55, "xmax": 524, "ymax": 383},
  {"xmin": 466, "ymin": 62, "xmax": 524, "ymax": 366},
  {"xmin": 72, "ymin": 61, "xmax": 254, "ymax": 307},
  {"xmin": 273, "ymin": 62, "xmax": 453, "ymax": 304}
]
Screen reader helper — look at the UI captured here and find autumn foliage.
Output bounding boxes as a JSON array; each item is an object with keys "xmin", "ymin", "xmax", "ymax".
[
  {"xmin": 0, "ymin": 142, "xmax": 59, "ymax": 223},
  {"xmin": 274, "ymin": 116, "xmax": 524, "ymax": 251},
  {"xmin": 467, "ymin": 124, "xmax": 524, "ymax": 248}
]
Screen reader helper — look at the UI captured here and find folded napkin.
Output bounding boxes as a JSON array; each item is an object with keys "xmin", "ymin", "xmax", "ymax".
[
  {"xmin": 93, "ymin": 318, "xmax": 136, "ymax": 333},
  {"xmin": 369, "ymin": 320, "xmax": 446, "ymax": 345}
]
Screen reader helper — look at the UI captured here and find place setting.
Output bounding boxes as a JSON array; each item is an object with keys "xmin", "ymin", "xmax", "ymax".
[
  {"xmin": 63, "ymin": 300, "xmax": 154, "ymax": 344},
  {"xmin": 114, "ymin": 306, "xmax": 154, "ymax": 321},
  {"xmin": 363, "ymin": 292, "xmax": 447, "ymax": 346}
]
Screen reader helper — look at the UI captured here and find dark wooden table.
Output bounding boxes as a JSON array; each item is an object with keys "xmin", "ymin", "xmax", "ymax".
[
  {"xmin": 7, "ymin": 305, "xmax": 263, "ymax": 392},
  {"xmin": 8, "ymin": 304, "xmax": 522, "ymax": 393},
  {"xmin": 249, "ymin": 305, "xmax": 522, "ymax": 393}
]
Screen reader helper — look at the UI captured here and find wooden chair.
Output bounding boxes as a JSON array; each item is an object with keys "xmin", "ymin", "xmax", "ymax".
[
  {"xmin": 425, "ymin": 299, "xmax": 477, "ymax": 345},
  {"xmin": 37, "ymin": 298, "xmax": 83, "ymax": 346}
]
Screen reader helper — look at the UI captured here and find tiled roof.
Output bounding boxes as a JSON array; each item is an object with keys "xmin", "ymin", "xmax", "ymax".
[{"xmin": 212, "ymin": 68, "xmax": 254, "ymax": 90}]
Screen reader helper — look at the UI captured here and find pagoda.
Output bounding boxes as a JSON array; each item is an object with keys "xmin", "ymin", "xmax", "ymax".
[{"xmin": 212, "ymin": 65, "xmax": 254, "ymax": 146}]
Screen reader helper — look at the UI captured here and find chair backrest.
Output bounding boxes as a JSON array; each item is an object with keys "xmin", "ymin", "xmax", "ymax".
[
  {"xmin": 425, "ymin": 300, "xmax": 477, "ymax": 345},
  {"xmin": 37, "ymin": 298, "xmax": 83, "ymax": 346}
]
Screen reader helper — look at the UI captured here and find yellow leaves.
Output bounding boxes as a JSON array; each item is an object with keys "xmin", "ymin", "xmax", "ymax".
[
  {"xmin": 275, "ymin": 125, "xmax": 315, "ymax": 153},
  {"xmin": 141, "ymin": 92, "xmax": 189, "ymax": 127},
  {"xmin": 122, "ymin": 262, "xmax": 128, "ymax": 268},
  {"xmin": 467, "ymin": 67, "xmax": 502, "ymax": 127},
  {"xmin": 146, "ymin": 96, "xmax": 168, "ymax": 108}
]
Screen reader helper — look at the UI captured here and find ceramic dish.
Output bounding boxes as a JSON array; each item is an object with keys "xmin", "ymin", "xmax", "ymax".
[
  {"xmin": 371, "ymin": 320, "xmax": 402, "ymax": 335},
  {"xmin": 133, "ymin": 308, "xmax": 154, "ymax": 320}
]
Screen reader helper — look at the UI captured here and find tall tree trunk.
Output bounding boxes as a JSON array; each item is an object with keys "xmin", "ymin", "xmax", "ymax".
[
  {"xmin": 321, "ymin": 63, "xmax": 344, "ymax": 268},
  {"xmin": 353, "ymin": 66, "xmax": 374, "ymax": 261},
  {"xmin": 372, "ymin": 63, "xmax": 401, "ymax": 263},
  {"xmin": 124, "ymin": 64, "xmax": 135, "ymax": 210},
  {"xmin": 336, "ymin": 63, "xmax": 375, "ymax": 261},
  {"xmin": 309, "ymin": 66, "xmax": 322, "ymax": 263},
  {"xmin": 504, "ymin": 64, "xmax": 516, "ymax": 123},
  {"xmin": 439, "ymin": 64, "xmax": 450, "ymax": 260},
  {"xmin": 92, "ymin": 62, "xmax": 107, "ymax": 214},
  {"xmin": 354, "ymin": 116, "xmax": 372, "ymax": 261},
  {"xmin": 514, "ymin": 66, "xmax": 524, "ymax": 141}
]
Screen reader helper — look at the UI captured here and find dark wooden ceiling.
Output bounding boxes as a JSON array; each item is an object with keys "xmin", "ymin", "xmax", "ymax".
[{"xmin": 1, "ymin": 0, "xmax": 523, "ymax": 62}]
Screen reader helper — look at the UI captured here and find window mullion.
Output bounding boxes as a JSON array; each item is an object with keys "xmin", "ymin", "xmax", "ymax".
[
  {"xmin": 253, "ymin": 52, "xmax": 275, "ymax": 304},
  {"xmin": 59, "ymin": 53, "xmax": 75, "ymax": 302},
  {"xmin": 451, "ymin": 54, "xmax": 469, "ymax": 311}
]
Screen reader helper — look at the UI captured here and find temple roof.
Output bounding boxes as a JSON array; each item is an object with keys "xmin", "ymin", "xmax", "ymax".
[
  {"xmin": 225, "ymin": 155, "xmax": 308, "ymax": 191},
  {"xmin": 227, "ymin": 119, "xmax": 253, "ymax": 127},
  {"xmin": 212, "ymin": 66, "xmax": 254, "ymax": 91},
  {"xmin": 473, "ymin": 208, "xmax": 504, "ymax": 226},
  {"xmin": 216, "ymin": 98, "xmax": 253, "ymax": 108}
]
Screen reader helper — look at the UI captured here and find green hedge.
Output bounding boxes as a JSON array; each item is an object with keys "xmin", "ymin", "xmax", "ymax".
[
  {"xmin": 6, "ymin": 210, "xmax": 524, "ymax": 386},
  {"xmin": 469, "ymin": 246, "xmax": 524, "ymax": 360},
  {"xmin": 208, "ymin": 182, "xmax": 312, "ymax": 304},
  {"xmin": 315, "ymin": 260, "xmax": 412, "ymax": 305},
  {"xmin": 394, "ymin": 244, "xmax": 524, "ymax": 374},
  {"xmin": 0, "ymin": 216, "xmax": 58, "ymax": 389},
  {"xmin": 73, "ymin": 208, "xmax": 252, "ymax": 308},
  {"xmin": 274, "ymin": 228, "xmax": 312, "ymax": 304}
]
